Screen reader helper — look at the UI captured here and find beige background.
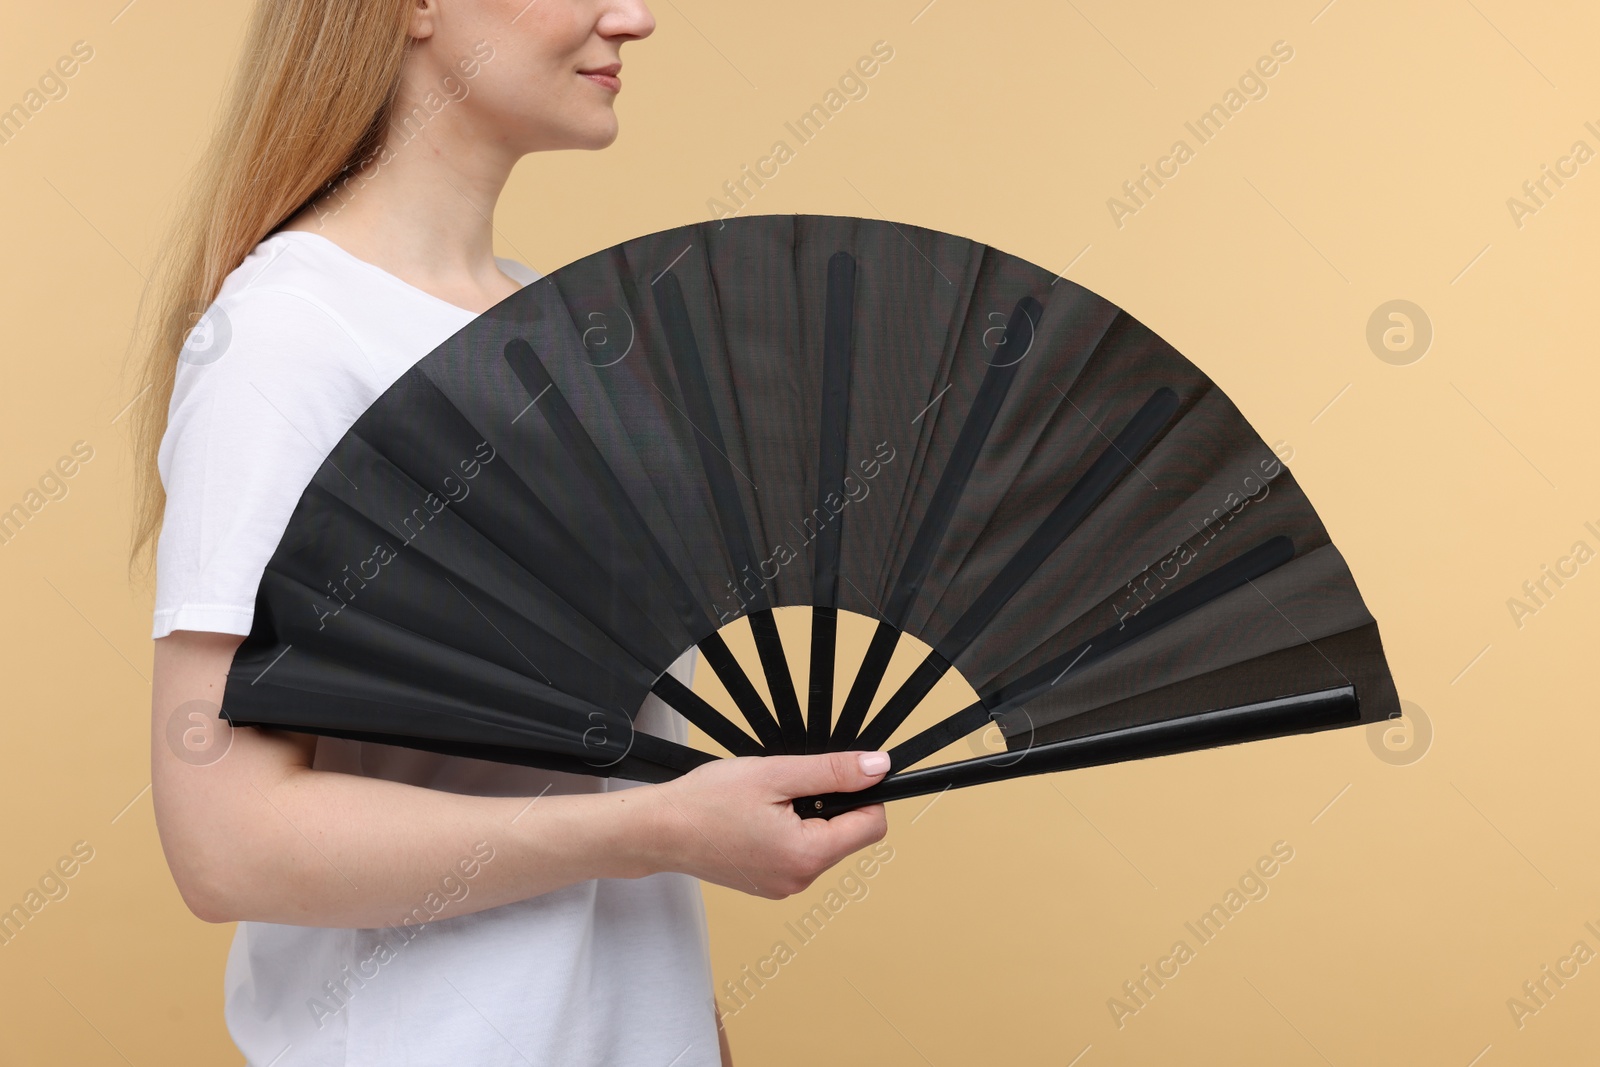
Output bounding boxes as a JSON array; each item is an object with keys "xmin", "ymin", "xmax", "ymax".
[{"xmin": 2, "ymin": 1, "xmax": 1596, "ymax": 1063}]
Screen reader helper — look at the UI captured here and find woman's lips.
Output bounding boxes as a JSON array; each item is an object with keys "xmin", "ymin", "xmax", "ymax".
[{"xmin": 579, "ymin": 66, "xmax": 621, "ymax": 93}]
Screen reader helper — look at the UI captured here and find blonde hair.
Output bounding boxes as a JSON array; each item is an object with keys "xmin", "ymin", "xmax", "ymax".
[{"xmin": 125, "ymin": 0, "xmax": 415, "ymax": 575}]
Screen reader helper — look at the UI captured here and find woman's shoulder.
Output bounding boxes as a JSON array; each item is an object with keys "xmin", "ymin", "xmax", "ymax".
[
  {"xmin": 159, "ymin": 236, "xmax": 408, "ymax": 491},
  {"xmin": 189, "ymin": 229, "xmax": 537, "ymax": 387},
  {"xmin": 162, "ymin": 227, "xmax": 543, "ymax": 464},
  {"xmin": 168, "ymin": 231, "xmax": 435, "ymax": 432},
  {"xmin": 192, "ymin": 233, "xmax": 379, "ymax": 376}
]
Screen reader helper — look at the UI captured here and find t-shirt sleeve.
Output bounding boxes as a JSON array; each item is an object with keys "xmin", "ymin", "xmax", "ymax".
[{"xmin": 152, "ymin": 287, "xmax": 380, "ymax": 639}]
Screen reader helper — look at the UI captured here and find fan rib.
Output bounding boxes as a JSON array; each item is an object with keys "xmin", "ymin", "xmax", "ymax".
[
  {"xmin": 883, "ymin": 294, "xmax": 1043, "ymax": 627},
  {"xmin": 883, "ymin": 697, "xmax": 991, "ymax": 772},
  {"xmin": 935, "ymin": 387, "xmax": 1180, "ymax": 659},
  {"xmin": 990, "ymin": 534, "xmax": 1296, "ymax": 711},
  {"xmin": 653, "ymin": 271, "xmax": 809, "ymax": 752},
  {"xmin": 828, "ymin": 620, "xmax": 900, "ymax": 748},
  {"xmin": 650, "ymin": 272, "xmax": 765, "ymax": 603},
  {"xmin": 697, "ymin": 631, "xmax": 783, "ymax": 751},
  {"xmin": 747, "ymin": 610, "xmax": 808, "ymax": 752},
  {"xmin": 808, "ymin": 251, "xmax": 857, "ymax": 752},
  {"xmin": 807, "ymin": 608, "xmax": 839, "ymax": 754},
  {"xmin": 797, "ymin": 685, "xmax": 1360, "ymax": 817},
  {"xmin": 649, "ymin": 669, "xmax": 766, "ymax": 757},
  {"xmin": 833, "ymin": 294, "xmax": 1042, "ymax": 745},
  {"xmin": 848, "ymin": 387, "xmax": 1181, "ymax": 753},
  {"xmin": 885, "ymin": 534, "xmax": 1297, "ymax": 770},
  {"xmin": 849, "ymin": 651, "xmax": 952, "ymax": 753}
]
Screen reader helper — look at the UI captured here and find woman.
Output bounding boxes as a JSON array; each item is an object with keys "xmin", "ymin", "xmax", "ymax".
[{"xmin": 127, "ymin": 3, "xmax": 892, "ymax": 1064}]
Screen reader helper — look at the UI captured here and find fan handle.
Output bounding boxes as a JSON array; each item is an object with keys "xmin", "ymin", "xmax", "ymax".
[{"xmin": 793, "ymin": 686, "xmax": 1359, "ymax": 819}]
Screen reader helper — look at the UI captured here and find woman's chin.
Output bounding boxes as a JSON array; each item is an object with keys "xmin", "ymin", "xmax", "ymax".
[
  {"xmin": 577, "ymin": 114, "xmax": 621, "ymax": 150},
  {"xmin": 581, "ymin": 130, "xmax": 621, "ymax": 151},
  {"xmin": 530, "ymin": 114, "xmax": 619, "ymax": 153}
]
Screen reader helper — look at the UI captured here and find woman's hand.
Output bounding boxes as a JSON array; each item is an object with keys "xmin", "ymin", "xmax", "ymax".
[{"xmin": 639, "ymin": 750, "xmax": 891, "ymax": 899}]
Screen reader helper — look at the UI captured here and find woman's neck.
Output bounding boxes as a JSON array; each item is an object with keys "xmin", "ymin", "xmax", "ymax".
[{"xmin": 279, "ymin": 101, "xmax": 528, "ymax": 315}]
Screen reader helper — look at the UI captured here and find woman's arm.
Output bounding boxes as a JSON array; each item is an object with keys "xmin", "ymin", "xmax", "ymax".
[{"xmin": 152, "ymin": 630, "xmax": 891, "ymax": 927}]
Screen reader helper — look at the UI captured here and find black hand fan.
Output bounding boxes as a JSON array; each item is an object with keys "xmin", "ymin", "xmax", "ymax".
[{"xmin": 220, "ymin": 213, "xmax": 1399, "ymax": 818}]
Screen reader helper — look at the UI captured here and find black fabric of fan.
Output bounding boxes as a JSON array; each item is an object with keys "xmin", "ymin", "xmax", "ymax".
[{"xmin": 220, "ymin": 213, "xmax": 1399, "ymax": 818}]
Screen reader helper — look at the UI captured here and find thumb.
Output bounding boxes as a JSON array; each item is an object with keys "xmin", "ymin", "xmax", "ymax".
[{"xmin": 763, "ymin": 749, "xmax": 891, "ymax": 799}]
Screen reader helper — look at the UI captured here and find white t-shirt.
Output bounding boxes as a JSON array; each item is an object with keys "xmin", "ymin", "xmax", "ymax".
[{"xmin": 153, "ymin": 229, "xmax": 720, "ymax": 1067}]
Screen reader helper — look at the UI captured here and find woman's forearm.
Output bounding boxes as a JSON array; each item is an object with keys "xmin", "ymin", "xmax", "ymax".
[
  {"xmin": 152, "ymin": 631, "xmax": 674, "ymax": 927},
  {"xmin": 168, "ymin": 753, "xmax": 671, "ymax": 927}
]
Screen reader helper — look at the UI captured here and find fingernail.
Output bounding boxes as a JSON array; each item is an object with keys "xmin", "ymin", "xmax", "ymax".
[{"xmin": 858, "ymin": 751, "xmax": 890, "ymax": 775}]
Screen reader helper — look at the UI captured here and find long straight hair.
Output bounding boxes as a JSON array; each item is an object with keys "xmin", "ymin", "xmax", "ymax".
[{"xmin": 125, "ymin": 0, "xmax": 414, "ymax": 575}]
